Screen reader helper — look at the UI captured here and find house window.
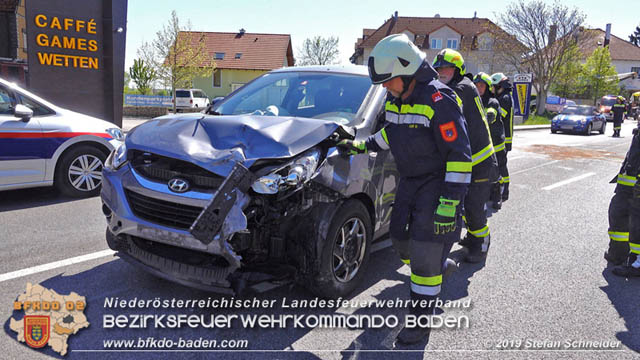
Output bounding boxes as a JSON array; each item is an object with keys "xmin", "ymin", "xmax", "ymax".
[
  {"xmin": 235, "ymin": 53, "xmax": 242, "ymax": 59},
  {"xmin": 214, "ymin": 52, "xmax": 225, "ymax": 60},
  {"xmin": 213, "ymin": 69, "xmax": 222, "ymax": 88},
  {"xmin": 446, "ymin": 39, "xmax": 458, "ymax": 49},
  {"xmin": 478, "ymin": 36, "xmax": 493, "ymax": 51},
  {"xmin": 431, "ymin": 38, "xmax": 442, "ymax": 49}
]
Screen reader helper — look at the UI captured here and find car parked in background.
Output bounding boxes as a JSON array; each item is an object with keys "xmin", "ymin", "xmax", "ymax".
[
  {"xmin": 174, "ymin": 89, "xmax": 209, "ymax": 111},
  {"xmin": 598, "ymin": 95, "xmax": 618, "ymax": 122},
  {"xmin": 101, "ymin": 65, "xmax": 397, "ymax": 298},
  {"xmin": 0, "ymin": 77, "xmax": 124, "ymax": 196},
  {"xmin": 545, "ymin": 95, "xmax": 567, "ymax": 113},
  {"xmin": 551, "ymin": 105, "xmax": 606, "ymax": 135}
]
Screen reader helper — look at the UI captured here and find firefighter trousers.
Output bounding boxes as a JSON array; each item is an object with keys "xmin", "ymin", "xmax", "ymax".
[
  {"xmin": 607, "ymin": 190, "xmax": 631, "ymax": 260},
  {"xmin": 464, "ymin": 180, "xmax": 491, "ymax": 251},
  {"xmin": 389, "ymin": 175, "xmax": 461, "ymax": 314},
  {"xmin": 627, "ymin": 193, "xmax": 640, "ymax": 264}
]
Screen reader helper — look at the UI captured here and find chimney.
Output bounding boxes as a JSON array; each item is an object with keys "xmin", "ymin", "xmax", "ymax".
[
  {"xmin": 239, "ymin": 28, "xmax": 246, "ymax": 36},
  {"xmin": 604, "ymin": 23, "xmax": 611, "ymax": 47},
  {"xmin": 473, "ymin": 11, "xmax": 477, "ymax": 18},
  {"xmin": 394, "ymin": 11, "xmax": 398, "ymax": 19}
]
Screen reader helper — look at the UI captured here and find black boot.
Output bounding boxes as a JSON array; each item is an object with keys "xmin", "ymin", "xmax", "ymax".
[
  {"xmin": 465, "ymin": 235, "xmax": 490, "ymax": 263},
  {"xmin": 396, "ymin": 302, "xmax": 434, "ymax": 345},
  {"xmin": 604, "ymin": 240, "xmax": 630, "ymax": 265},
  {"xmin": 443, "ymin": 258, "xmax": 459, "ymax": 279},
  {"xmin": 612, "ymin": 265, "xmax": 640, "ymax": 277},
  {"xmin": 459, "ymin": 233, "xmax": 473, "ymax": 248},
  {"xmin": 604, "ymin": 251, "xmax": 627, "ymax": 265}
]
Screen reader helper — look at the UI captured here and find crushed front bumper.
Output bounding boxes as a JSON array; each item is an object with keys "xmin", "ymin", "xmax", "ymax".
[{"xmin": 101, "ymin": 163, "xmax": 253, "ymax": 292}]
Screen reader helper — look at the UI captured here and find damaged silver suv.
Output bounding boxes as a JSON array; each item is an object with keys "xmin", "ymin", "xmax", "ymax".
[{"xmin": 101, "ymin": 65, "xmax": 398, "ymax": 298}]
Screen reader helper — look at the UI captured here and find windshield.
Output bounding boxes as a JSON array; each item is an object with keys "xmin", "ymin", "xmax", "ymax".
[
  {"xmin": 214, "ymin": 71, "xmax": 372, "ymax": 126},
  {"xmin": 601, "ymin": 97, "xmax": 616, "ymax": 106},
  {"xmin": 561, "ymin": 106, "xmax": 595, "ymax": 115}
]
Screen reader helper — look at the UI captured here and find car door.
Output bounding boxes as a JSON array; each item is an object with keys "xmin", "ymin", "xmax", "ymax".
[{"xmin": 0, "ymin": 83, "xmax": 45, "ymax": 186}]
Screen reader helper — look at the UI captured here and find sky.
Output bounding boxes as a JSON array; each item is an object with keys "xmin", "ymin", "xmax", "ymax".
[{"xmin": 124, "ymin": 0, "xmax": 638, "ymax": 71}]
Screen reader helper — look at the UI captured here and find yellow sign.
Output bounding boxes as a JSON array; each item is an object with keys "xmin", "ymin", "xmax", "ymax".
[
  {"xmin": 516, "ymin": 83, "xmax": 528, "ymax": 115},
  {"xmin": 33, "ymin": 14, "xmax": 100, "ymax": 70}
]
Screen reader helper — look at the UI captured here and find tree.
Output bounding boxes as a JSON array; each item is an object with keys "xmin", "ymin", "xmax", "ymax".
[
  {"xmin": 129, "ymin": 59, "xmax": 156, "ymax": 95},
  {"xmin": 550, "ymin": 44, "xmax": 585, "ymax": 98},
  {"xmin": 138, "ymin": 11, "xmax": 215, "ymax": 112},
  {"xmin": 297, "ymin": 36, "xmax": 340, "ymax": 66},
  {"xmin": 583, "ymin": 46, "xmax": 618, "ymax": 104},
  {"xmin": 629, "ymin": 25, "xmax": 640, "ymax": 46},
  {"xmin": 495, "ymin": 0, "xmax": 592, "ymax": 115}
]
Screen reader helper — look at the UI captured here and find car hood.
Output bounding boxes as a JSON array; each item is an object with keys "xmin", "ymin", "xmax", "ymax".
[
  {"xmin": 126, "ymin": 114, "xmax": 342, "ymax": 176},
  {"xmin": 554, "ymin": 115, "xmax": 587, "ymax": 122}
]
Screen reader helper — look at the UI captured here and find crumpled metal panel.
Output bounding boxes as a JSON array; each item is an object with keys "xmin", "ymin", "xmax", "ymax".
[{"xmin": 126, "ymin": 114, "xmax": 341, "ymax": 176}]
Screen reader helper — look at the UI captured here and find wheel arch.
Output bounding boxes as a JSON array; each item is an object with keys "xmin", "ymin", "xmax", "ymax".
[{"xmin": 48, "ymin": 138, "xmax": 112, "ymax": 181}]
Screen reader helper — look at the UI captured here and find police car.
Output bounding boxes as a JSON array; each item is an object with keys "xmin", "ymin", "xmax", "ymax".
[{"xmin": 0, "ymin": 77, "xmax": 124, "ymax": 197}]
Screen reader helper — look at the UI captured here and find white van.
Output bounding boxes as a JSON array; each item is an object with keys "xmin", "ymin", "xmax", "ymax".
[{"xmin": 174, "ymin": 89, "xmax": 209, "ymax": 110}]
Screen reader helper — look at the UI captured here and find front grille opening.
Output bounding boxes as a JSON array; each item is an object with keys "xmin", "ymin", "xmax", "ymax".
[
  {"xmin": 125, "ymin": 189, "xmax": 202, "ymax": 230},
  {"xmin": 131, "ymin": 236, "xmax": 230, "ymax": 268},
  {"xmin": 129, "ymin": 150, "xmax": 224, "ymax": 191}
]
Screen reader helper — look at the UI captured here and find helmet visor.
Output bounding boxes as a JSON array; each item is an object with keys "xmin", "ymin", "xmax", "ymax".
[{"xmin": 368, "ymin": 57, "xmax": 392, "ymax": 84}]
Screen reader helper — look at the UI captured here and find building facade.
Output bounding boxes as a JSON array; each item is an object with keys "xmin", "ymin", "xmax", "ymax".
[
  {"xmin": 0, "ymin": 0, "xmax": 28, "ymax": 85},
  {"xmin": 183, "ymin": 30, "xmax": 294, "ymax": 99},
  {"xmin": 351, "ymin": 14, "xmax": 518, "ymax": 76}
]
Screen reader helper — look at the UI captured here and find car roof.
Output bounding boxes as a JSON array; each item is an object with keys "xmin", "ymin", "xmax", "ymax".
[{"xmin": 270, "ymin": 65, "xmax": 369, "ymax": 76}]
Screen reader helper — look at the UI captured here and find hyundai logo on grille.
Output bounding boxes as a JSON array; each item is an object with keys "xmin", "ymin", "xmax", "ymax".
[{"xmin": 168, "ymin": 178, "xmax": 190, "ymax": 193}]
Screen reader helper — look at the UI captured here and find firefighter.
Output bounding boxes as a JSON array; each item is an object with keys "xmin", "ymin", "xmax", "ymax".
[
  {"xmin": 491, "ymin": 73, "xmax": 513, "ymax": 202},
  {"xmin": 338, "ymin": 34, "xmax": 472, "ymax": 344},
  {"xmin": 612, "ymin": 123, "xmax": 640, "ymax": 277},
  {"xmin": 473, "ymin": 72, "xmax": 507, "ymax": 211},
  {"xmin": 611, "ymin": 96, "xmax": 626, "ymax": 137},
  {"xmin": 432, "ymin": 50, "xmax": 498, "ymax": 263}
]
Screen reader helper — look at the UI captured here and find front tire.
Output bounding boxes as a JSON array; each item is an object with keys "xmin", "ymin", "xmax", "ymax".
[
  {"xmin": 584, "ymin": 123, "xmax": 592, "ymax": 136},
  {"xmin": 306, "ymin": 199, "xmax": 373, "ymax": 298},
  {"xmin": 55, "ymin": 145, "xmax": 107, "ymax": 197},
  {"xmin": 599, "ymin": 122, "xmax": 606, "ymax": 134}
]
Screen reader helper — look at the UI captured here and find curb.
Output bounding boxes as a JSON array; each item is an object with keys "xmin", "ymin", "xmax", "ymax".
[{"xmin": 514, "ymin": 125, "xmax": 550, "ymax": 131}]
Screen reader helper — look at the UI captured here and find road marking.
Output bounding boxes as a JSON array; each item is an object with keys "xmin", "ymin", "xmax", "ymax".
[
  {"xmin": 0, "ymin": 249, "xmax": 115, "ymax": 283},
  {"xmin": 542, "ymin": 172, "xmax": 596, "ymax": 191},
  {"xmin": 511, "ymin": 160, "xmax": 560, "ymax": 176}
]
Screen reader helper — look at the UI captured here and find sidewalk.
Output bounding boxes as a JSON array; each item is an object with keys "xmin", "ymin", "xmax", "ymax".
[{"xmin": 122, "ymin": 117, "xmax": 152, "ymax": 132}]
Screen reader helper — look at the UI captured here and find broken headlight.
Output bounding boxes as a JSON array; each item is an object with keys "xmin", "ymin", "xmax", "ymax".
[
  {"xmin": 105, "ymin": 143, "xmax": 128, "ymax": 170},
  {"xmin": 251, "ymin": 148, "xmax": 321, "ymax": 194}
]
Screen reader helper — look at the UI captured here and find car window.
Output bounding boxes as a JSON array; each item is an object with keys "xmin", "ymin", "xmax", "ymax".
[
  {"xmin": 601, "ymin": 98, "xmax": 616, "ymax": 106},
  {"xmin": 215, "ymin": 72, "xmax": 372, "ymax": 126},
  {"xmin": 0, "ymin": 85, "xmax": 17, "ymax": 115},
  {"xmin": 175, "ymin": 90, "xmax": 190, "ymax": 98},
  {"xmin": 15, "ymin": 92, "xmax": 55, "ymax": 116},
  {"xmin": 561, "ymin": 106, "xmax": 594, "ymax": 116}
]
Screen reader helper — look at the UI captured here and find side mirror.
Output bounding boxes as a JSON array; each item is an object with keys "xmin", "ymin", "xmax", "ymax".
[{"xmin": 14, "ymin": 104, "xmax": 33, "ymax": 121}]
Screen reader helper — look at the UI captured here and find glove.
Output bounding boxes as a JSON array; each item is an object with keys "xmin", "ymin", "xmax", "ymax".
[
  {"xmin": 337, "ymin": 139, "xmax": 367, "ymax": 155},
  {"xmin": 434, "ymin": 197, "xmax": 460, "ymax": 235}
]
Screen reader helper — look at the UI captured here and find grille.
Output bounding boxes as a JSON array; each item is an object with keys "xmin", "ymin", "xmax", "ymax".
[
  {"xmin": 125, "ymin": 189, "xmax": 203, "ymax": 230},
  {"xmin": 130, "ymin": 150, "xmax": 224, "ymax": 190}
]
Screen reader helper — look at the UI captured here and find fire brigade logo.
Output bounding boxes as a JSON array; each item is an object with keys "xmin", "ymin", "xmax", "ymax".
[
  {"xmin": 432, "ymin": 91, "xmax": 443, "ymax": 103},
  {"xmin": 439, "ymin": 121, "xmax": 458, "ymax": 142},
  {"xmin": 24, "ymin": 315, "xmax": 50, "ymax": 348}
]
